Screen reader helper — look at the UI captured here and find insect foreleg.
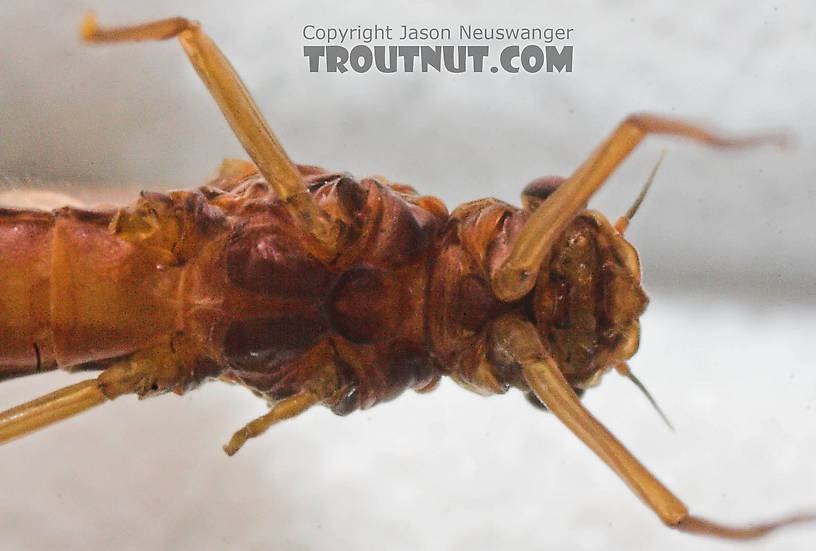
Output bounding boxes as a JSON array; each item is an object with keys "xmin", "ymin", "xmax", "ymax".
[
  {"xmin": 222, "ymin": 392, "xmax": 319, "ymax": 456},
  {"xmin": 491, "ymin": 314, "xmax": 813, "ymax": 540},
  {"xmin": 80, "ymin": 14, "xmax": 342, "ymax": 258},
  {"xmin": 491, "ymin": 114, "xmax": 787, "ymax": 302}
]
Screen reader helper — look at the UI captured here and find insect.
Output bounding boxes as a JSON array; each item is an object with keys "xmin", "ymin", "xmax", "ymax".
[{"xmin": 0, "ymin": 13, "xmax": 812, "ymax": 541}]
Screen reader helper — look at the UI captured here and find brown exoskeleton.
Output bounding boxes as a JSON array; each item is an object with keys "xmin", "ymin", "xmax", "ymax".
[{"xmin": 0, "ymin": 14, "xmax": 812, "ymax": 540}]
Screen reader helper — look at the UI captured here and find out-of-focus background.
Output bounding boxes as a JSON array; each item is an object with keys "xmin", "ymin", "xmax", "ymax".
[{"xmin": 1, "ymin": 1, "xmax": 814, "ymax": 550}]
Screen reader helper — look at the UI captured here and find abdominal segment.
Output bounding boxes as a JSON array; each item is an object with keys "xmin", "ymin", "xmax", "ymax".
[
  {"xmin": 0, "ymin": 207, "xmax": 56, "ymax": 378},
  {"xmin": 0, "ymin": 197, "xmax": 185, "ymax": 378}
]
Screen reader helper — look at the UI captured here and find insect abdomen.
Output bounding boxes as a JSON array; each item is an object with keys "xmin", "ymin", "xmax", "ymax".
[
  {"xmin": 0, "ymin": 208, "xmax": 56, "ymax": 378},
  {"xmin": 0, "ymin": 204, "xmax": 185, "ymax": 378}
]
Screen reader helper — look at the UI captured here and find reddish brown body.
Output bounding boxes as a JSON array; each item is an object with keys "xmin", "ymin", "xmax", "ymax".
[
  {"xmin": 3, "ymin": 14, "xmax": 807, "ymax": 541},
  {"xmin": 0, "ymin": 159, "xmax": 644, "ymax": 417}
]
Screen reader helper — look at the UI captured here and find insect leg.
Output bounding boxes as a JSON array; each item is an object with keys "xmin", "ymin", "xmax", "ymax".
[
  {"xmin": 0, "ymin": 355, "xmax": 158, "ymax": 444},
  {"xmin": 0, "ymin": 380, "xmax": 106, "ymax": 444},
  {"xmin": 491, "ymin": 314, "xmax": 813, "ymax": 539},
  {"xmin": 492, "ymin": 114, "xmax": 787, "ymax": 301},
  {"xmin": 0, "ymin": 339, "xmax": 199, "ymax": 444},
  {"xmin": 223, "ymin": 392, "xmax": 319, "ymax": 456},
  {"xmin": 80, "ymin": 14, "xmax": 341, "ymax": 255}
]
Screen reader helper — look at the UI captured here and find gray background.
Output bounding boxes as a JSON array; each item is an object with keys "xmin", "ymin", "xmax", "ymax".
[{"xmin": 0, "ymin": 1, "xmax": 814, "ymax": 550}]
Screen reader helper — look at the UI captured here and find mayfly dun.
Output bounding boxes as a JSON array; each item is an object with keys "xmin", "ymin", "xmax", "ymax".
[{"xmin": 0, "ymin": 13, "xmax": 812, "ymax": 540}]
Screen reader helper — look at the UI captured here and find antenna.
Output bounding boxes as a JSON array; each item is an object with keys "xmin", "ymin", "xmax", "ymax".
[
  {"xmin": 614, "ymin": 149, "xmax": 668, "ymax": 234},
  {"xmin": 615, "ymin": 362, "xmax": 674, "ymax": 431}
]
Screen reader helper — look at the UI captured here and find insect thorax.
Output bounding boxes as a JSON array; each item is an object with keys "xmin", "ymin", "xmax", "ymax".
[
  {"xmin": 174, "ymin": 164, "xmax": 646, "ymax": 413},
  {"xmin": 203, "ymin": 167, "xmax": 449, "ymax": 414}
]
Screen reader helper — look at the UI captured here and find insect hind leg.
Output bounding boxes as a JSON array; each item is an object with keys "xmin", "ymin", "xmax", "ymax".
[
  {"xmin": 0, "ymin": 361, "xmax": 145, "ymax": 445},
  {"xmin": 0, "ymin": 379, "xmax": 106, "ymax": 444},
  {"xmin": 0, "ymin": 342, "xmax": 193, "ymax": 445}
]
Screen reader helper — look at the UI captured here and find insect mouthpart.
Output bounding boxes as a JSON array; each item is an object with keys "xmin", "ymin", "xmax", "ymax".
[{"xmin": 532, "ymin": 210, "xmax": 648, "ymax": 389}]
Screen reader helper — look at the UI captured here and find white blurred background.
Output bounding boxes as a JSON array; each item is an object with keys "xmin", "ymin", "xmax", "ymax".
[{"xmin": 0, "ymin": 1, "xmax": 814, "ymax": 550}]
